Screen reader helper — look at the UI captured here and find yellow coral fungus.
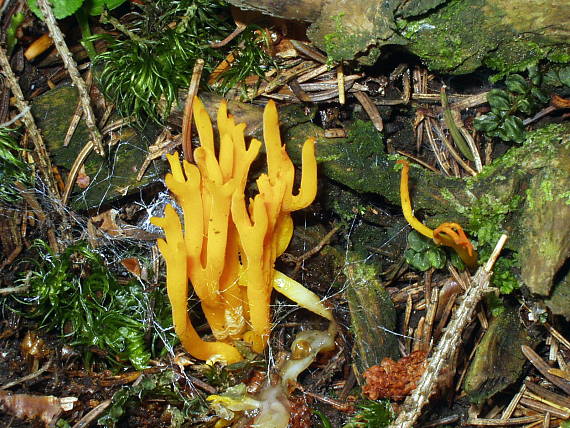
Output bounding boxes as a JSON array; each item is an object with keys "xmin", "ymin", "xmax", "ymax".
[
  {"xmin": 396, "ymin": 159, "xmax": 478, "ymax": 268},
  {"xmin": 152, "ymin": 97, "xmax": 332, "ymax": 363}
]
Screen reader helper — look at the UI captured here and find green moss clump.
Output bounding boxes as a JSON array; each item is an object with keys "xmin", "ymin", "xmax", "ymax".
[{"xmin": 397, "ymin": 0, "xmax": 570, "ymax": 75}]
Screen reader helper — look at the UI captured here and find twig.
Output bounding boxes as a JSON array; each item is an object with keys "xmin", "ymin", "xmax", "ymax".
[
  {"xmin": 36, "ymin": 0, "xmax": 104, "ymax": 156},
  {"xmin": 0, "ymin": 105, "xmax": 29, "ymax": 127},
  {"xmin": 337, "ymin": 64, "xmax": 345, "ymax": 105},
  {"xmin": 281, "ymin": 224, "xmax": 341, "ymax": 275},
  {"xmin": 389, "ymin": 235, "xmax": 508, "ymax": 428},
  {"xmin": 64, "ymin": 70, "xmax": 92, "ymax": 147},
  {"xmin": 0, "ymin": 285, "xmax": 29, "ymax": 295},
  {"xmin": 62, "ymin": 141, "xmax": 94, "ymax": 205},
  {"xmin": 354, "ymin": 91, "xmax": 383, "ymax": 132},
  {"xmin": 524, "ymin": 381, "xmax": 570, "ymax": 410},
  {"xmin": 290, "ymin": 40, "xmax": 328, "ymax": 64},
  {"xmin": 464, "ymin": 416, "xmax": 542, "ymax": 426},
  {"xmin": 0, "ymin": 358, "xmax": 52, "ymax": 390},
  {"xmin": 521, "ymin": 345, "xmax": 570, "ymax": 395},
  {"xmin": 71, "ymin": 399, "xmax": 112, "ymax": 428},
  {"xmin": 0, "ymin": 46, "xmax": 60, "ymax": 198},
  {"xmin": 501, "ymin": 383, "xmax": 526, "ymax": 419},
  {"xmin": 182, "ymin": 59, "xmax": 204, "ymax": 162}
]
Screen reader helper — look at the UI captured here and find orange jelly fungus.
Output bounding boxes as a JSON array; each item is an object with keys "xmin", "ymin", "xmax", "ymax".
[
  {"xmin": 396, "ymin": 159, "xmax": 478, "ymax": 268},
  {"xmin": 152, "ymin": 97, "xmax": 332, "ymax": 363}
]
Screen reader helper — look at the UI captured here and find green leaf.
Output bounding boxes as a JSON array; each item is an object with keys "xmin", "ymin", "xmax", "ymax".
[
  {"xmin": 84, "ymin": 0, "xmax": 128, "ymax": 16},
  {"xmin": 407, "ymin": 230, "xmax": 431, "ymax": 252},
  {"xmin": 505, "ymin": 74, "xmax": 529, "ymax": 95},
  {"xmin": 474, "ymin": 113, "xmax": 500, "ymax": 133},
  {"xmin": 487, "ymin": 89, "xmax": 511, "ymax": 112},
  {"xmin": 449, "ymin": 250, "xmax": 465, "ymax": 270},
  {"xmin": 426, "ymin": 248, "xmax": 446, "ymax": 269},
  {"xmin": 559, "ymin": 66, "xmax": 570, "ymax": 87},
  {"xmin": 527, "ymin": 64, "xmax": 542, "ymax": 86},
  {"xmin": 500, "ymin": 115, "xmax": 525, "ymax": 143},
  {"xmin": 516, "ymin": 98, "xmax": 533, "ymax": 115},
  {"xmin": 405, "ymin": 249, "xmax": 431, "ymax": 271},
  {"xmin": 530, "ymin": 86, "xmax": 550, "ymax": 104},
  {"xmin": 27, "ymin": 0, "xmax": 84, "ymax": 19}
]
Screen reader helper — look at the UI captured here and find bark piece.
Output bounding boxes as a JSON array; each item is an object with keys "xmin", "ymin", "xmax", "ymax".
[{"xmin": 463, "ymin": 305, "xmax": 532, "ymax": 403}]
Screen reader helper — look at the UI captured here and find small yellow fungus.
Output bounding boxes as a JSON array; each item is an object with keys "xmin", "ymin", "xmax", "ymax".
[{"xmin": 396, "ymin": 159, "xmax": 478, "ymax": 268}]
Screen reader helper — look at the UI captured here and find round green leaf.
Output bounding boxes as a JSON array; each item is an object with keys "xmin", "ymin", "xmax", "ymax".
[
  {"xmin": 27, "ymin": 0, "xmax": 84, "ymax": 19},
  {"xmin": 505, "ymin": 74, "xmax": 529, "ymax": 95},
  {"xmin": 530, "ymin": 87, "xmax": 550, "ymax": 104},
  {"xmin": 84, "ymin": 0, "xmax": 128, "ymax": 16},
  {"xmin": 516, "ymin": 98, "xmax": 533, "ymax": 115},
  {"xmin": 487, "ymin": 89, "xmax": 511, "ymax": 112},
  {"xmin": 405, "ymin": 249, "xmax": 431, "ymax": 271},
  {"xmin": 426, "ymin": 248, "xmax": 446, "ymax": 269},
  {"xmin": 499, "ymin": 115, "xmax": 525, "ymax": 143},
  {"xmin": 474, "ymin": 113, "xmax": 500, "ymax": 133},
  {"xmin": 407, "ymin": 230, "xmax": 431, "ymax": 252},
  {"xmin": 527, "ymin": 65, "xmax": 542, "ymax": 86},
  {"xmin": 558, "ymin": 65, "xmax": 570, "ymax": 88}
]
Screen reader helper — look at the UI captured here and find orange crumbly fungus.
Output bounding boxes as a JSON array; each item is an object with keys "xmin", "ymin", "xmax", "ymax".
[
  {"xmin": 152, "ymin": 97, "xmax": 332, "ymax": 363},
  {"xmin": 363, "ymin": 350, "xmax": 428, "ymax": 401},
  {"xmin": 396, "ymin": 159, "xmax": 478, "ymax": 268}
]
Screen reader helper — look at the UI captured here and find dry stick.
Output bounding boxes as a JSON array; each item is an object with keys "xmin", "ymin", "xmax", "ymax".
[
  {"xmin": 182, "ymin": 59, "xmax": 204, "ymax": 162},
  {"xmin": 337, "ymin": 64, "xmax": 345, "ymax": 105},
  {"xmin": 0, "ymin": 46, "xmax": 60, "ymax": 198},
  {"xmin": 521, "ymin": 345, "xmax": 570, "ymax": 395},
  {"xmin": 62, "ymin": 141, "xmax": 94, "ymax": 205},
  {"xmin": 71, "ymin": 399, "xmax": 112, "ymax": 428},
  {"xmin": 36, "ymin": 0, "xmax": 104, "ymax": 156},
  {"xmin": 64, "ymin": 70, "xmax": 92, "ymax": 147},
  {"xmin": 354, "ymin": 91, "xmax": 384, "ymax": 132},
  {"xmin": 501, "ymin": 383, "xmax": 526, "ymax": 419},
  {"xmin": 0, "ymin": 359, "xmax": 52, "ymax": 390},
  {"xmin": 463, "ymin": 415, "xmax": 542, "ymax": 426},
  {"xmin": 389, "ymin": 234, "xmax": 508, "ymax": 428}
]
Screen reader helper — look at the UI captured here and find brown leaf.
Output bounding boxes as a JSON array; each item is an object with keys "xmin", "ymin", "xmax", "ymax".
[
  {"xmin": 90, "ymin": 209, "xmax": 122, "ymax": 236},
  {"xmin": 75, "ymin": 165, "xmax": 90, "ymax": 189},
  {"xmin": 121, "ymin": 257, "xmax": 142, "ymax": 277},
  {"xmin": 551, "ymin": 94, "xmax": 570, "ymax": 109}
]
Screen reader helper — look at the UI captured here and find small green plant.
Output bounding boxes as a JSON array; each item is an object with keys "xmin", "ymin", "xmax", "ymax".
[
  {"xmin": 474, "ymin": 68, "xmax": 550, "ymax": 143},
  {"xmin": 0, "ymin": 127, "xmax": 31, "ymax": 203},
  {"xmin": 93, "ymin": 0, "xmax": 270, "ymax": 123},
  {"xmin": 14, "ymin": 240, "xmax": 174, "ymax": 370},
  {"xmin": 209, "ymin": 26, "xmax": 273, "ymax": 99},
  {"xmin": 343, "ymin": 399, "xmax": 394, "ymax": 428},
  {"xmin": 93, "ymin": 0, "xmax": 232, "ymax": 123},
  {"xmin": 98, "ymin": 370, "xmax": 205, "ymax": 427},
  {"xmin": 404, "ymin": 230, "xmax": 465, "ymax": 271},
  {"xmin": 543, "ymin": 64, "xmax": 570, "ymax": 88}
]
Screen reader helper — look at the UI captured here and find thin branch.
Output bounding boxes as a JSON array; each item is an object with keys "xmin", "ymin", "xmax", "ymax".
[
  {"xmin": 0, "ymin": 359, "xmax": 52, "ymax": 390},
  {"xmin": 36, "ymin": 0, "xmax": 104, "ymax": 156},
  {"xmin": 0, "ymin": 46, "xmax": 60, "ymax": 198},
  {"xmin": 389, "ymin": 234, "xmax": 508, "ymax": 428}
]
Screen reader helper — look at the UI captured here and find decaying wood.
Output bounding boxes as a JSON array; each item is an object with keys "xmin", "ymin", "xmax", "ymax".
[
  {"xmin": 36, "ymin": 0, "xmax": 104, "ymax": 156},
  {"xmin": 389, "ymin": 234, "xmax": 507, "ymax": 428}
]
